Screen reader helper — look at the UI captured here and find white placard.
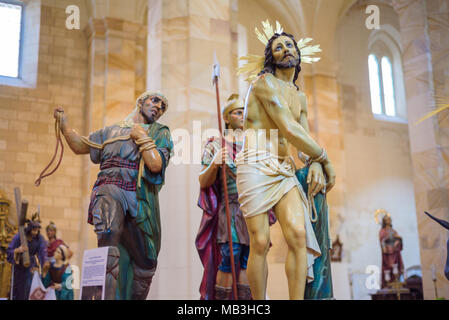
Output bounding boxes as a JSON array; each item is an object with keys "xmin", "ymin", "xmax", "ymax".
[{"xmin": 79, "ymin": 247, "xmax": 108, "ymax": 300}]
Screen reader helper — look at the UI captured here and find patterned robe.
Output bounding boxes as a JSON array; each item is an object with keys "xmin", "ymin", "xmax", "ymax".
[
  {"xmin": 87, "ymin": 121, "xmax": 173, "ymax": 299},
  {"xmin": 7, "ymin": 233, "xmax": 48, "ymax": 300}
]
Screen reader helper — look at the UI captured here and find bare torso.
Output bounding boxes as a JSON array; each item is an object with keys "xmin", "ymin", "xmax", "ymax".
[{"xmin": 243, "ymin": 74, "xmax": 306, "ymax": 158}]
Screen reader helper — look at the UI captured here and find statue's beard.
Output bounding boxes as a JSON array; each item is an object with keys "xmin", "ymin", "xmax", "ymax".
[
  {"xmin": 275, "ymin": 55, "xmax": 299, "ymax": 69},
  {"xmin": 141, "ymin": 110, "xmax": 156, "ymax": 124}
]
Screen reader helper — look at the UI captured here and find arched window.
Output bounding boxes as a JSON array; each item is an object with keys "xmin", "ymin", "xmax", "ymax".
[
  {"xmin": 368, "ymin": 54, "xmax": 396, "ymax": 117},
  {"xmin": 368, "ymin": 54, "xmax": 382, "ymax": 115},
  {"xmin": 0, "ymin": 1, "xmax": 23, "ymax": 78},
  {"xmin": 381, "ymin": 56, "xmax": 396, "ymax": 117},
  {"xmin": 367, "ymin": 26, "xmax": 407, "ymax": 122}
]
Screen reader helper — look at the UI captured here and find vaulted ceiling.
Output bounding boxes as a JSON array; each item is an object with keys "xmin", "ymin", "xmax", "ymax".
[
  {"xmin": 80, "ymin": 0, "xmax": 362, "ymax": 75},
  {"xmin": 82, "ymin": 0, "xmax": 358, "ymax": 32},
  {"xmin": 257, "ymin": 0, "xmax": 358, "ymax": 36}
]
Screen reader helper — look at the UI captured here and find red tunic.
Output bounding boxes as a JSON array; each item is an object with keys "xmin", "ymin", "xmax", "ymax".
[
  {"xmin": 379, "ymin": 227, "xmax": 404, "ymax": 288},
  {"xmin": 47, "ymin": 239, "xmax": 65, "ymax": 258}
]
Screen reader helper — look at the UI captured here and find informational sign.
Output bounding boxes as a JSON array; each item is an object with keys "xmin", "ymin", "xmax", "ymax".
[{"xmin": 79, "ymin": 247, "xmax": 108, "ymax": 300}]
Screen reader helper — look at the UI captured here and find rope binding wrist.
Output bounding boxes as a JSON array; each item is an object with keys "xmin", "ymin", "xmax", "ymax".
[
  {"xmin": 135, "ymin": 137, "xmax": 157, "ymax": 153},
  {"xmin": 311, "ymin": 148, "xmax": 328, "ymax": 164}
]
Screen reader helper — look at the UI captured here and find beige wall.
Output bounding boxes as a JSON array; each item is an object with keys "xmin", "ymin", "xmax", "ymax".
[
  {"xmin": 335, "ymin": 2, "xmax": 421, "ymax": 299},
  {"xmin": 392, "ymin": 0, "xmax": 449, "ymax": 299},
  {"xmin": 0, "ymin": 0, "xmax": 89, "ymax": 276}
]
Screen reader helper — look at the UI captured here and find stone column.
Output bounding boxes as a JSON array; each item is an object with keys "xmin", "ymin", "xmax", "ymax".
[
  {"xmin": 147, "ymin": 0, "xmax": 236, "ymax": 299},
  {"xmin": 393, "ymin": 0, "xmax": 449, "ymax": 299},
  {"xmin": 304, "ymin": 74, "xmax": 346, "ymax": 240},
  {"xmin": 80, "ymin": 16, "xmax": 148, "ymax": 264}
]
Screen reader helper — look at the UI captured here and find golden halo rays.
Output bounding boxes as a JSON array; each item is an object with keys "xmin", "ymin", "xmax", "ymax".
[{"xmin": 237, "ymin": 20, "xmax": 322, "ymax": 82}]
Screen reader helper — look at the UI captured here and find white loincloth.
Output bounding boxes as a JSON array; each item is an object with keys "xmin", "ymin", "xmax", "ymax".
[{"xmin": 236, "ymin": 149, "xmax": 321, "ymax": 283}]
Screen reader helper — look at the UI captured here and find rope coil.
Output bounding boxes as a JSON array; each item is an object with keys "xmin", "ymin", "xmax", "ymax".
[
  {"xmin": 35, "ymin": 110, "xmax": 157, "ymax": 188},
  {"xmin": 308, "ymin": 189, "xmax": 318, "ymax": 223},
  {"xmin": 34, "ymin": 111, "xmax": 64, "ymax": 186}
]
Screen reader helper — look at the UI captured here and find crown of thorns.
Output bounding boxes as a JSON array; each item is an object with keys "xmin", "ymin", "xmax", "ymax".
[{"xmin": 237, "ymin": 20, "xmax": 322, "ymax": 81}]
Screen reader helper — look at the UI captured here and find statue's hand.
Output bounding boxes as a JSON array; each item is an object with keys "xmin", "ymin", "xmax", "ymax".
[
  {"xmin": 14, "ymin": 245, "xmax": 26, "ymax": 254},
  {"xmin": 52, "ymin": 283, "xmax": 62, "ymax": 290},
  {"xmin": 54, "ymin": 106, "xmax": 65, "ymax": 120},
  {"xmin": 212, "ymin": 145, "xmax": 231, "ymax": 167},
  {"xmin": 54, "ymin": 106, "xmax": 67, "ymax": 125},
  {"xmin": 42, "ymin": 261, "xmax": 50, "ymax": 275},
  {"xmin": 307, "ymin": 162, "xmax": 326, "ymax": 195},
  {"xmin": 130, "ymin": 124, "xmax": 147, "ymax": 141},
  {"xmin": 323, "ymin": 160, "xmax": 336, "ymax": 192}
]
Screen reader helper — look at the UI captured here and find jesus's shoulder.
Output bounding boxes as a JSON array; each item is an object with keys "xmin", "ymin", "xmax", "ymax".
[{"xmin": 252, "ymin": 73, "xmax": 280, "ymax": 98}]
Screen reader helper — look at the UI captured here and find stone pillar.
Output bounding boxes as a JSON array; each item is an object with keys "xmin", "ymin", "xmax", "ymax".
[
  {"xmin": 147, "ymin": 0, "xmax": 236, "ymax": 299},
  {"xmin": 305, "ymin": 75, "xmax": 346, "ymax": 240},
  {"xmin": 393, "ymin": 0, "xmax": 449, "ymax": 299},
  {"xmin": 85, "ymin": 17, "xmax": 147, "ymax": 127},
  {"xmin": 80, "ymin": 16, "xmax": 148, "ymax": 266}
]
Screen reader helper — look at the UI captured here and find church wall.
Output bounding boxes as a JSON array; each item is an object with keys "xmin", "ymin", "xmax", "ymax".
[
  {"xmin": 0, "ymin": 0, "xmax": 89, "ymax": 279},
  {"xmin": 391, "ymin": 0, "xmax": 449, "ymax": 300},
  {"xmin": 335, "ymin": 3, "xmax": 421, "ymax": 298}
]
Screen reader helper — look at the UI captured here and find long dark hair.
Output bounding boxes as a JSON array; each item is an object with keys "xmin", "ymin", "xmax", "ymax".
[
  {"xmin": 258, "ymin": 32, "xmax": 302, "ymax": 90},
  {"xmin": 382, "ymin": 216, "xmax": 392, "ymax": 229}
]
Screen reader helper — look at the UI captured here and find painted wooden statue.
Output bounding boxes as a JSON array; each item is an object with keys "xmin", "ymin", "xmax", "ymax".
[
  {"xmin": 54, "ymin": 91, "xmax": 173, "ymax": 299},
  {"xmin": 196, "ymin": 94, "xmax": 252, "ymax": 300},
  {"xmin": 0, "ymin": 190, "xmax": 17, "ymax": 299},
  {"xmin": 236, "ymin": 20, "xmax": 335, "ymax": 300}
]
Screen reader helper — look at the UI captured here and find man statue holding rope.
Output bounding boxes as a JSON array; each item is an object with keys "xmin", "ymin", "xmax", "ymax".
[{"xmin": 53, "ymin": 91, "xmax": 173, "ymax": 299}]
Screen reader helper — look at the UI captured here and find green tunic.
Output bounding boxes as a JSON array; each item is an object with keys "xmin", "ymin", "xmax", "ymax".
[
  {"xmin": 136, "ymin": 122, "xmax": 173, "ymax": 261},
  {"xmin": 114, "ymin": 121, "xmax": 173, "ymax": 300}
]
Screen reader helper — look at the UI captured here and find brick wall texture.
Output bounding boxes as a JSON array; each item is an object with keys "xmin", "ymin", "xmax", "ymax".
[{"xmin": 0, "ymin": 4, "xmax": 88, "ymax": 267}]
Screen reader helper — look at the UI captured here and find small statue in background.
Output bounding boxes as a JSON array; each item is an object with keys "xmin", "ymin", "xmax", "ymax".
[
  {"xmin": 330, "ymin": 236, "xmax": 343, "ymax": 262},
  {"xmin": 0, "ymin": 189, "xmax": 17, "ymax": 299},
  {"xmin": 46, "ymin": 222, "xmax": 72, "ymax": 261},
  {"xmin": 42, "ymin": 244, "xmax": 74, "ymax": 300},
  {"xmin": 379, "ymin": 214, "xmax": 404, "ymax": 288},
  {"xmin": 7, "ymin": 213, "xmax": 49, "ymax": 300}
]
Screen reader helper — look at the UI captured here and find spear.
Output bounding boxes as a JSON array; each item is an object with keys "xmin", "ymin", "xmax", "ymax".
[{"xmin": 212, "ymin": 53, "xmax": 238, "ymax": 300}]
